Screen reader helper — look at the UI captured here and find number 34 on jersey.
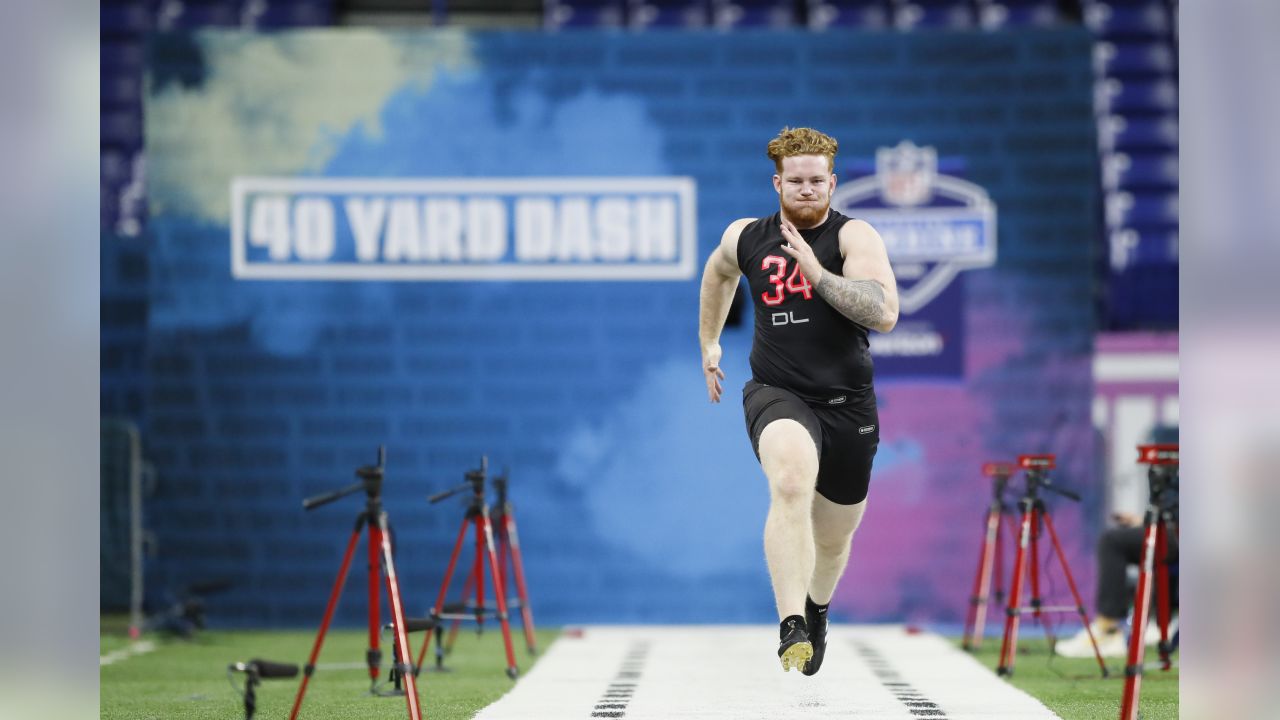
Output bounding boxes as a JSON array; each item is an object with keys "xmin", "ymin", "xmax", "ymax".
[{"xmin": 760, "ymin": 254, "xmax": 813, "ymax": 306}]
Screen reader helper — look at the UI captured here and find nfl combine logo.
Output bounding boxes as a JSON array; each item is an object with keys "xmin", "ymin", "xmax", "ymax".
[
  {"xmin": 880, "ymin": 143, "xmax": 937, "ymax": 207},
  {"xmin": 831, "ymin": 141, "xmax": 998, "ymax": 315}
]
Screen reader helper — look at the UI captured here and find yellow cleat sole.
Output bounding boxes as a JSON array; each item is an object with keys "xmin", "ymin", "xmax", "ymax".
[{"xmin": 779, "ymin": 641, "xmax": 814, "ymax": 672}]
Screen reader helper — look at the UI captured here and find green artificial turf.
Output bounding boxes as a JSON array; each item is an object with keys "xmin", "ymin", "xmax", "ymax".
[
  {"xmin": 100, "ymin": 624, "xmax": 559, "ymax": 720},
  {"xmin": 102, "ymin": 621, "xmax": 1178, "ymax": 719},
  {"xmin": 958, "ymin": 636, "xmax": 1179, "ymax": 720}
]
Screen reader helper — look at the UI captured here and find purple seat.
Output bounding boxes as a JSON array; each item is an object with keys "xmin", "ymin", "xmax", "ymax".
[
  {"xmin": 806, "ymin": 0, "xmax": 890, "ymax": 30},
  {"xmin": 101, "ymin": 3, "xmax": 154, "ymax": 34},
  {"xmin": 1101, "ymin": 151, "xmax": 1178, "ymax": 192},
  {"xmin": 712, "ymin": 0, "xmax": 797, "ymax": 28},
  {"xmin": 243, "ymin": 0, "xmax": 336, "ymax": 28},
  {"xmin": 976, "ymin": 0, "xmax": 1061, "ymax": 29},
  {"xmin": 1108, "ymin": 226, "xmax": 1178, "ymax": 271},
  {"xmin": 1093, "ymin": 40, "xmax": 1176, "ymax": 78},
  {"xmin": 629, "ymin": 0, "xmax": 709, "ymax": 28},
  {"xmin": 545, "ymin": 0, "xmax": 627, "ymax": 28},
  {"xmin": 102, "ymin": 72, "xmax": 143, "ymax": 107},
  {"xmin": 102, "ymin": 41, "xmax": 145, "ymax": 73},
  {"xmin": 1105, "ymin": 190, "xmax": 1178, "ymax": 230},
  {"xmin": 1083, "ymin": 0, "xmax": 1172, "ymax": 39},
  {"xmin": 893, "ymin": 0, "xmax": 975, "ymax": 30},
  {"xmin": 166, "ymin": 2, "xmax": 240, "ymax": 29},
  {"xmin": 1094, "ymin": 77, "xmax": 1177, "ymax": 115},
  {"xmin": 101, "ymin": 110, "xmax": 144, "ymax": 147},
  {"xmin": 1096, "ymin": 113, "xmax": 1178, "ymax": 153}
]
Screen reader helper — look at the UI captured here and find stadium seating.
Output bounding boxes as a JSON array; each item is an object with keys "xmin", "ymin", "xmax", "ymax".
[
  {"xmin": 975, "ymin": 0, "xmax": 1062, "ymax": 30},
  {"xmin": 1105, "ymin": 190, "xmax": 1178, "ymax": 231},
  {"xmin": 1097, "ymin": 114, "xmax": 1177, "ymax": 153},
  {"xmin": 100, "ymin": 0, "xmax": 338, "ymax": 424},
  {"xmin": 1108, "ymin": 227, "xmax": 1178, "ymax": 270},
  {"xmin": 544, "ymin": 0, "xmax": 627, "ymax": 27},
  {"xmin": 1094, "ymin": 77, "xmax": 1177, "ymax": 116},
  {"xmin": 711, "ymin": 0, "xmax": 799, "ymax": 29},
  {"xmin": 806, "ymin": 0, "xmax": 891, "ymax": 30},
  {"xmin": 1101, "ymin": 151, "xmax": 1178, "ymax": 193},
  {"xmin": 1082, "ymin": 0, "xmax": 1172, "ymax": 39},
  {"xmin": 1093, "ymin": 40, "xmax": 1175, "ymax": 77},
  {"xmin": 628, "ymin": 0, "xmax": 709, "ymax": 28},
  {"xmin": 891, "ymin": 0, "xmax": 975, "ymax": 30}
]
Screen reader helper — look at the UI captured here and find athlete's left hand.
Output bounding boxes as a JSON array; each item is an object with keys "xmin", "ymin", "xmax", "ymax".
[{"xmin": 778, "ymin": 218, "xmax": 825, "ymax": 287}]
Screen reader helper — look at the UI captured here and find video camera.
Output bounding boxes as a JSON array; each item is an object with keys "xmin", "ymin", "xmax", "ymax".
[{"xmin": 1137, "ymin": 444, "xmax": 1178, "ymax": 514}]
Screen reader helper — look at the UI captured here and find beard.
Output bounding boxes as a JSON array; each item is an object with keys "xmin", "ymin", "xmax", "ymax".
[{"xmin": 782, "ymin": 195, "xmax": 830, "ymax": 227}]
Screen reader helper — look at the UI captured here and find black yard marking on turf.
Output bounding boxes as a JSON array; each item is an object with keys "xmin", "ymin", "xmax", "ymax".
[
  {"xmin": 851, "ymin": 640, "xmax": 950, "ymax": 718},
  {"xmin": 590, "ymin": 641, "xmax": 650, "ymax": 718}
]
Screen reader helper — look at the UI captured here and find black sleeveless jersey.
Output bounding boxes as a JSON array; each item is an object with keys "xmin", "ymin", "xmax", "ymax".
[{"xmin": 735, "ymin": 210, "xmax": 874, "ymax": 405}]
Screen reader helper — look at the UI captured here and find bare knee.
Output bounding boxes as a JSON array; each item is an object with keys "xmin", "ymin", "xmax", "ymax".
[{"xmin": 770, "ymin": 467, "xmax": 813, "ymax": 504}]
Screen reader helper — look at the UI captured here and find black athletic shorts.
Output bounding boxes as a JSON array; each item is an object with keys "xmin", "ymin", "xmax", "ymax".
[{"xmin": 741, "ymin": 379, "xmax": 879, "ymax": 505}]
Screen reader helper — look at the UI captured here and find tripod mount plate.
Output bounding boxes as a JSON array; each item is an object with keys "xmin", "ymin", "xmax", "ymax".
[
  {"xmin": 1017, "ymin": 454, "xmax": 1055, "ymax": 470},
  {"xmin": 1137, "ymin": 444, "xmax": 1178, "ymax": 465},
  {"xmin": 982, "ymin": 462, "xmax": 1013, "ymax": 477}
]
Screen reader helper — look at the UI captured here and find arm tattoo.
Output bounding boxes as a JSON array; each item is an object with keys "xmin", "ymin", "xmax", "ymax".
[{"xmin": 815, "ymin": 273, "xmax": 887, "ymax": 328}]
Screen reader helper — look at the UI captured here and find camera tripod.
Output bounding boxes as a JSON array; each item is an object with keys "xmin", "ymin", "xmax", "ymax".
[
  {"xmin": 229, "ymin": 659, "xmax": 297, "ymax": 720},
  {"xmin": 996, "ymin": 454, "xmax": 1108, "ymax": 678},
  {"xmin": 431, "ymin": 468, "xmax": 539, "ymax": 662},
  {"xmin": 962, "ymin": 462, "xmax": 1018, "ymax": 651},
  {"xmin": 490, "ymin": 469, "xmax": 538, "ymax": 655},
  {"xmin": 1120, "ymin": 443, "xmax": 1179, "ymax": 720},
  {"xmin": 288, "ymin": 448, "xmax": 423, "ymax": 720},
  {"xmin": 414, "ymin": 457, "xmax": 520, "ymax": 679}
]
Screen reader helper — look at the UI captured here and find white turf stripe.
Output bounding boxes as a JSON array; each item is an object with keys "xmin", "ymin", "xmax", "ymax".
[
  {"xmin": 474, "ymin": 626, "xmax": 1062, "ymax": 720},
  {"xmin": 99, "ymin": 640, "xmax": 156, "ymax": 666}
]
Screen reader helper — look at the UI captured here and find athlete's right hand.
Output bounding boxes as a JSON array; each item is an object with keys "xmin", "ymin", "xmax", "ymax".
[{"xmin": 702, "ymin": 343, "xmax": 726, "ymax": 403}]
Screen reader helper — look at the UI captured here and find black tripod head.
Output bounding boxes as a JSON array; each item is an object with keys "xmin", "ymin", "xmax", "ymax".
[
  {"xmin": 1138, "ymin": 444, "xmax": 1179, "ymax": 512},
  {"xmin": 428, "ymin": 456, "xmax": 489, "ymax": 507},
  {"xmin": 227, "ymin": 659, "xmax": 298, "ymax": 720},
  {"xmin": 302, "ymin": 446, "xmax": 387, "ymax": 512},
  {"xmin": 982, "ymin": 461, "xmax": 1014, "ymax": 501},
  {"xmin": 1016, "ymin": 454, "xmax": 1081, "ymax": 503},
  {"xmin": 492, "ymin": 467, "xmax": 510, "ymax": 507}
]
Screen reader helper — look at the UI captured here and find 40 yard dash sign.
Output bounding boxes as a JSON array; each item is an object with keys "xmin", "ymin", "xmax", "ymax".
[{"xmin": 230, "ymin": 176, "xmax": 698, "ymax": 281}]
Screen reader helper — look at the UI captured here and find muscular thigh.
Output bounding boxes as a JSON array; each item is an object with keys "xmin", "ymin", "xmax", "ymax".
[
  {"xmin": 742, "ymin": 380, "xmax": 823, "ymax": 461},
  {"xmin": 813, "ymin": 402, "xmax": 879, "ymax": 505}
]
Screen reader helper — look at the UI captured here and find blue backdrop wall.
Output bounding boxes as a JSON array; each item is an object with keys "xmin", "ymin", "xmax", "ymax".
[{"xmin": 142, "ymin": 28, "xmax": 1098, "ymax": 627}]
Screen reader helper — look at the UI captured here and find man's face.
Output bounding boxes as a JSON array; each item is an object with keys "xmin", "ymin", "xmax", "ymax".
[{"xmin": 773, "ymin": 155, "xmax": 835, "ymax": 227}]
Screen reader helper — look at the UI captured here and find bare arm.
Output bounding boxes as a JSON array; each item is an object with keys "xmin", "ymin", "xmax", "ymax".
[
  {"xmin": 779, "ymin": 218, "xmax": 899, "ymax": 333},
  {"xmin": 698, "ymin": 219, "xmax": 750, "ymax": 402}
]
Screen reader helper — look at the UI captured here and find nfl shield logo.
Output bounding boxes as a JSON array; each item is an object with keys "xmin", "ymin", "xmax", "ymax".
[{"xmin": 877, "ymin": 141, "xmax": 937, "ymax": 207}]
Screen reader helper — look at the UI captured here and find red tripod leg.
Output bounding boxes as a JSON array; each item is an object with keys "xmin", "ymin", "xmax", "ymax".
[
  {"xmin": 496, "ymin": 514, "xmax": 510, "ymax": 593},
  {"xmin": 1154, "ymin": 520, "xmax": 1173, "ymax": 670},
  {"xmin": 504, "ymin": 512, "xmax": 538, "ymax": 654},
  {"xmin": 964, "ymin": 506, "xmax": 1000, "ymax": 650},
  {"xmin": 377, "ymin": 514, "xmax": 423, "ymax": 720},
  {"xmin": 367, "ymin": 523, "xmax": 383, "ymax": 681},
  {"xmin": 1028, "ymin": 509, "xmax": 1058, "ymax": 643},
  {"xmin": 474, "ymin": 517, "xmax": 486, "ymax": 630},
  {"xmin": 997, "ymin": 505, "xmax": 1032, "ymax": 676},
  {"xmin": 1119, "ymin": 512, "xmax": 1159, "ymax": 719},
  {"xmin": 418, "ymin": 519, "xmax": 471, "ymax": 668},
  {"xmin": 1040, "ymin": 511, "xmax": 1109, "ymax": 678},
  {"xmin": 995, "ymin": 510, "xmax": 1008, "ymax": 607},
  {"xmin": 480, "ymin": 512, "xmax": 520, "ymax": 678},
  {"xmin": 1028, "ymin": 508, "xmax": 1043, "ymax": 625},
  {"xmin": 445, "ymin": 568, "xmax": 476, "ymax": 655},
  {"xmin": 289, "ymin": 526, "xmax": 362, "ymax": 720}
]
